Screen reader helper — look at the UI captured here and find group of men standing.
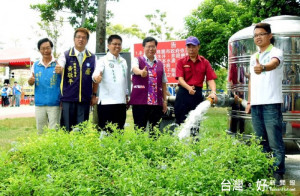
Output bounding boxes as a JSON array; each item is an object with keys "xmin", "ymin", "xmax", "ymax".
[
  {"xmin": 30, "ymin": 28, "xmax": 218, "ymax": 135},
  {"xmin": 29, "ymin": 24, "xmax": 285, "ymax": 183}
]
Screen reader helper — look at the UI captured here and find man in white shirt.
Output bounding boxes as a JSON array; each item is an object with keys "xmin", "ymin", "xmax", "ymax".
[
  {"xmin": 92, "ymin": 34, "xmax": 128, "ymax": 131},
  {"xmin": 246, "ymin": 23, "xmax": 285, "ymax": 185}
]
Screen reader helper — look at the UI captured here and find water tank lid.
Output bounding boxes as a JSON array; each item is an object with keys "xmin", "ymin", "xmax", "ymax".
[{"xmin": 262, "ymin": 15, "xmax": 300, "ymax": 22}]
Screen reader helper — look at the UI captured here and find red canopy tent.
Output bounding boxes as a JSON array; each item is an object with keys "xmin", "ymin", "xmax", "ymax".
[{"xmin": 0, "ymin": 48, "xmax": 36, "ymax": 69}]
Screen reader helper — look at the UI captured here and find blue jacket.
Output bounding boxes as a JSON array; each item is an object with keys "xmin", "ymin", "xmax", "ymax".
[
  {"xmin": 34, "ymin": 60, "xmax": 61, "ymax": 106},
  {"xmin": 1, "ymin": 87, "xmax": 8, "ymax": 97}
]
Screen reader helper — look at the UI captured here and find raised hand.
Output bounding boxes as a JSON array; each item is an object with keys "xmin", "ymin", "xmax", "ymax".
[
  {"xmin": 28, "ymin": 73, "xmax": 35, "ymax": 85},
  {"xmin": 55, "ymin": 63, "xmax": 63, "ymax": 74},
  {"xmin": 94, "ymin": 72, "xmax": 103, "ymax": 83},
  {"xmin": 254, "ymin": 58, "xmax": 263, "ymax": 75},
  {"xmin": 140, "ymin": 66, "xmax": 148, "ymax": 78}
]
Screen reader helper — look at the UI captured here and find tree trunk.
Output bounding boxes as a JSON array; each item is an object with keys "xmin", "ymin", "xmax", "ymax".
[
  {"xmin": 80, "ymin": 1, "xmax": 88, "ymax": 26},
  {"xmin": 96, "ymin": 0, "xmax": 106, "ymax": 53}
]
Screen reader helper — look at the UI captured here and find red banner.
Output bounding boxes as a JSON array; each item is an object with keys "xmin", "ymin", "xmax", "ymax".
[{"xmin": 134, "ymin": 40, "xmax": 187, "ymax": 83}]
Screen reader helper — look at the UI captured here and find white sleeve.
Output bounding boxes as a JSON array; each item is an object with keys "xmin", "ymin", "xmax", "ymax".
[
  {"xmin": 92, "ymin": 57, "xmax": 105, "ymax": 80},
  {"xmin": 131, "ymin": 57, "xmax": 139, "ymax": 74},
  {"xmin": 249, "ymin": 55, "xmax": 256, "ymax": 75},
  {"xmin": 57, "ymin": 52, "xmax": 67, "ymax": 68},
  {"xmin": 271, "ymin": 48, "xmax": 283, "ymax": 68},
  {"xmin": 162, "ymin": 66, "xmax": 168, "ymax": 83},
  {"xmin": 31, "ymin": 64, "xmax": 35, "ymax": 75}
]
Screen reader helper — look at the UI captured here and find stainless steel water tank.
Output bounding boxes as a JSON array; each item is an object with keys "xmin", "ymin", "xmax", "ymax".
[{"xmin": 227, "ymin": 15, "xmax": 300, "ymax": 150}]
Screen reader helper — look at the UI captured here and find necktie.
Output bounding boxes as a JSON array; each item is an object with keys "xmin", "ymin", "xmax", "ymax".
[{"xmin": 78, "ymin": 52, "xmax": 83, "ymax": 65}]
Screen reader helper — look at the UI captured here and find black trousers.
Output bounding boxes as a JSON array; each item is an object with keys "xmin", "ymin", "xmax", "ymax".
[
  {"xmin": 1, "ymin": 96, "xmax": 8, "ymax": 107},
  {"xmin": 174, "ymin": 86, "xmax": 203, "ymax": 125},
  {"xmin": 97, "ymin": 103, "xmax": 127, "ymax": 132},
  {"xmin": 61, "ymin": 101, "xmax": 90, "ymax": 131},
  {"xmin": 132, "ymin": 105, "xmax": 163, "ymax": 135}
]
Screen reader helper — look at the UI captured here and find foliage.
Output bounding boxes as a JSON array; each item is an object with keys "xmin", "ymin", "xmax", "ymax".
[
  {"xmin": 30, "ymin": 0, "xmax": 98, "ymax": 32},
  {"xmin": 107, "ymin": 24, "xmax": 146, "ymax": 39},
  {"xmin": 239, "ymin": 0, "xmax": 300, "ymax": 23},
  {"xmin": 37, "ymin": 17, "xmax": 64, "ymax": 58},
  {"xmin": 30, "ymin": 0, "xmax": 118, "ymax": 52},
  {"xmin": 145, "ymin": 9, "xmax": 175, "ymax": 41},
  {"xmin": 184, "ymin": 0, "xmax": 300, "ymax": 70},
  {"xmin": 0, "ymin": 115, "xmax": 279, "ymax": 195},
  {"xmin": 0, "ymin": 117, "xmax": 36, "ymax": 152},
  {"xmin": 215, "ymin": 67, "xmax": 228, "ymax": 92},
  {"xmin": 184, "ymin": 0, "xmax": 252, "ymax": 70}
]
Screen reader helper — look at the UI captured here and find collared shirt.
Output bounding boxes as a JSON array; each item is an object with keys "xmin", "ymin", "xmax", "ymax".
[
  {"xmin": 93, "ymin": 52, "xmax": 128, "ymax": 104},
  {"xmin": 57, "ymin": 48, "xmax": 86, "ymax": 68},
  {"xmin": 250, "ymin": 44, "xmax": 283, "ymax": 105},
  {"xmin": 31, "ymin": 55, "xmax": 56, "ymax": 74},
  {"xmin": 131, "ymin": 54, "xmax": 168, "ymax": 83},
  {"xmin": 176, "ymin": 55, "xmax": 217, "ymax": 87}
]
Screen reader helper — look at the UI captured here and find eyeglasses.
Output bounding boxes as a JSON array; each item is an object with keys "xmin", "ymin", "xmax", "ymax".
[
  {"xmin": 110, "ymin": 43, "xmax": 122, "ymax": 46},
  {"xmin": 253, "ymin": 33, "xmax": 269, "ymax": 38},
  {"xmin": 75, "ymin": 36, "xmax": 87, "ymax": 40},
  {"xmin": 40, "ymin": 47, "xmax": 51, "ymax": 51},
  {"xmin": 145, "ymin": 46, "xmax": 156, "ymax": 49}
]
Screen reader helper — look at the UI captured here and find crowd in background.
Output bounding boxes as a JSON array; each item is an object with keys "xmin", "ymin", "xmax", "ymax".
[{"xmin": 0, "ymin": 81, "xmax": 22, "ymax": 107}]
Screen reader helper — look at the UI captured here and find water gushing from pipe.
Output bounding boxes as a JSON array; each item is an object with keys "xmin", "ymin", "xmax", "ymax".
[{"xmin": 178, "ymin": 100, "xmax": 212, "ymax": 140}]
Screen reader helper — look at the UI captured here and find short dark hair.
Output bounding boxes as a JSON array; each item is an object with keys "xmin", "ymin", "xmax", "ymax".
[
  {"xmin": 74, "ymin": 27, "xmax": 90, "ymax": 40},
  {"xmin": 108, "ymin": 34, "xmax": 122, "ymax": 44},
  {"xmin": 37, "ymin": 38, "xmax": 53, "ymax": 50},
  {"xmin": 142, "ymin": 37, "xmax": 158, "ymax": 47},
  {"xmin": 254, "ymin": 23, "xmax": 275, "ymax": 44}
]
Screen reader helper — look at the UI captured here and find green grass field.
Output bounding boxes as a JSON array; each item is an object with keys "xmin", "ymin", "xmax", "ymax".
[{"xmin": 0, "ymin": 107, "xmax": 228, "ymax": 152}]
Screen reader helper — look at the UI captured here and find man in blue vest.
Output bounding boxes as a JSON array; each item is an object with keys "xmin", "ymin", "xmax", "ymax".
[
  {"xmin": 12, "ymin": 81, "xmax": 22, "ymax": 107},
  {"xmin": 1, "ymin": 83, "xmax": 8, "ymax": 107},
  {"xmin": 56, "ymin": 28, "xmax": 98, "ymax": 131},
  {"xmin": 28, "ymin": 38, "xmax": 61, "ymax": 133}
]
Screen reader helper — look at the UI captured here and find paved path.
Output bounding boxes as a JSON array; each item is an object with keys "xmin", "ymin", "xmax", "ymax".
[{"xmin": 0, "ymin": 105, "xmax": 35, "ymax": 120}]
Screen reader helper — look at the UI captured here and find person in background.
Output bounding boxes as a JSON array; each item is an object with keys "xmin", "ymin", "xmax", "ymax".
[
  {"xmin": 92, "ymin": 34, "xmax": 128, "ymax": 132},
  {"xmin": 28, "ymin": 38, "xmax": 61, "ymax": 133},
  {"xmin": 167, "ymin": 84, "xmax": 176, "ymax": 96},
  {"xmin": 1, "ymin": 83, "xmax": 9, "ymax": 107},
  {"xmin": 245, "ymin": 23, "xmax": 285, "ymax": 185},
  {"xmin": 6, "ymin": 83, "xmax": 12, "ymax": 106},
  {"xmin": 174, "ymin": 36, "xmax": 217, "ymax": 136},
  {"xmin": 12, "ymin": 81, "xmax": 22, "ymax": 107},
  {"xmin": 129, "ymin": 37, "xmax": 168, "ymax": 136},
  {"xmin": 55, "ymin": 27, "xmax": 98, "ymax": 131}
]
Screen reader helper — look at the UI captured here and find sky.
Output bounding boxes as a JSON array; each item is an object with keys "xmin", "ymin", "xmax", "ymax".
[{"xmin": 0, "ymin": 0, "xmax": 201, "ymax": 59}]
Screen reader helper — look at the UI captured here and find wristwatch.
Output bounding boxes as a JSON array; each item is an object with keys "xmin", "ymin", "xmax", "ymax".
[
  {"xmin": 261, "ymin": 65, "xmax": 266, "ymax": 72},
  {"xmin": 92, "ymin": 93, "xmax": 97, "ymax": 97}
]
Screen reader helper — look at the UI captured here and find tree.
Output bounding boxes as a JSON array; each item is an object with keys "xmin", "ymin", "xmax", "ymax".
[
  {"xmin": 184, "ymin": 0, "xmax": 251, "ymax": 70},
  {"xmin": 184, "ymin": 0, "xmax": 300, "ymax": 70},
  {"xmin": 31, "ymin": 0, "xmax": 118, "ymax": 53},
  {"xmin": 107, "ymin": 24, "xmax": 145, "ymax": 40},
  {"xmin": 239, "ymin": 0, "xmax": 300, "ymax": 22},
  {"xmin": 37, "ymin": 17, "xmax": 64, "ymax": 57},
  {"xmin": 145, "ymin": 9, "xmax": 175, "ymax": 41},
  {"xmin": 31, "ymin": 0, "xmax": 98, "ymax": 31}
]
